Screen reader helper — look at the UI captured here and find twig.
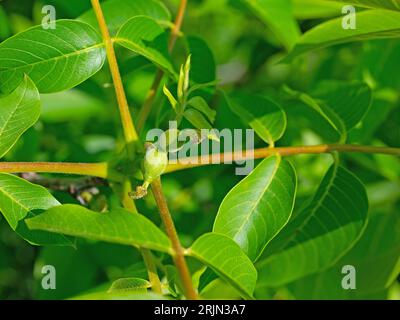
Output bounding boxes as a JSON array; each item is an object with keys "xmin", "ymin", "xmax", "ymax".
[
  {"xmin": 0, "ymin": 162, "xmax": 110, "ymax": 178},
  {"xmin": 90, "ymin": 0, "xmax": 138, "ymax": 144},
  {"xmin": 165, "ymin": 144, "xmax": 400, "ymax": 173},
  {"xmin": 136, "ymin": 0, "xmax": 188, "ymax": 132},
  {"xmin": 91, "ymin": 0, "xmax": 162, "ymax": 293},
  {"xmin": 151, "ymin": 178, "xmax": 198, "ymax": 300}
]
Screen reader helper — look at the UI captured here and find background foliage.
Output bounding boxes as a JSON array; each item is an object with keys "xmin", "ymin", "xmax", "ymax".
[{"xmin": 0, "ymin": 0, "xmax": 399, "ymax": 300}]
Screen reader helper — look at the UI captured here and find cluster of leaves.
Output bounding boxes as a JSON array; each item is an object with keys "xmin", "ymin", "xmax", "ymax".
[{"xmin": 0, "ymin": 0, "xmax": 399, "ymax": 300}]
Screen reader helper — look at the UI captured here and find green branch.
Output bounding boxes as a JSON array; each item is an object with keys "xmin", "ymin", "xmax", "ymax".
[
  {"xmin": 166, "ymin": 144, "xmax": 400, "ymax": 173},
  {"xmin": 0, "ymin": 162, "xmax": 110, "ymax": 179}
]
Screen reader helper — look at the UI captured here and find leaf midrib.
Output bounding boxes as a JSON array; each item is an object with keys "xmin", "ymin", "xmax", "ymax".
[
  {"xmin": 0, "ymin": 80, "xmax": 27, "ymax": 139},
  {"xmin": 0, "ymin": 43, "xmax": 105, "ymax": 73},
  {"xmin": 231, "ymin": 156, "xmax": 281, "ymax": 246},
  {"xmin": 272, "ymin": 161, "xmax": 340, "ymax": 253},
  {"xmin": 27, "ymin": 218, "xmax": 171, "ymax": 253},
  {"xmin": 0, "ymin": 184, "xmax": 31, "ymax": 228}
]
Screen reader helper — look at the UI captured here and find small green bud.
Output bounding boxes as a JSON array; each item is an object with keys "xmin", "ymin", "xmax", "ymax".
[
  {"xmin": 178, "ymin": 55, "xmax": 191, "ymax": 102},
  {"xmin": 129, "ymin": 145, "xmax": 168, "ymax": 200},
  {"xmin": 143, "ymin": 145, "xmax": 168, "ymax": 184}
]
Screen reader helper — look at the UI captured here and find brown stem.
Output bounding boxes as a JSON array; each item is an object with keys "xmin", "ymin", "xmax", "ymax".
[
  {"xmin": 151, "ymin": 178, "xmax": 197, "ymax": 300},
  {"xmin": 165, "ymin": 144, "xmax": 400, "ymax": 173},
  {"xmin": 120, "ymin": 179, "xmax": 163, "ymax": 292},
  {"xmin": 136, "ymin": 0, "xmax": 188, "ymax": 133},
  {"xmin": 168, "ymin": 0, "xmax": 188, "ymax": 51},
  {"xmin": 90, "ymin": 0, "xmax": 138, "ymax": 144}
]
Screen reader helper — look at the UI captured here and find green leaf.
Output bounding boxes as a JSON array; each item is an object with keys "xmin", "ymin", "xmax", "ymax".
[
  {"xmin": 198, "ymin": 268, "xmax": 219, "ymax": 294},
  {"xmin": 292, "ymin": 0, "xmax": 342, "ymax": 19},
  {"xmin": 285, "ymin": 10, "xmax": 400, "ymax": 61},
  {"xmin": 284, "ymin": 85, "xmax": 346, "ymax": 141},
  {"xmin": 188, "ymin": 232, "xmax": 257, "ymax": 299},
  {"xmin": 0, "ymin": 75, "xmax": 40, "ymax": 158},
  {"xmin": 187, "ymin": 96, "xmax": 216, "ymax": 123},
  {"xmin": 163, "ymin": 85, "xmax": 178, "ymax": 111},
  {"xmin": 183, "ymin": 108, "xmax": 213, "ymax": 129},
  {"xmin": 241, "ymin": 0, "xmax": 300, "ymax": 50},
  {"xmin": 326, "ymin": 0, "xmax": 400, "ymax": 11},
  {"xmin": 286, "ymin": 211, "xmax": 400, "ymax": 299},
  {"xmin": 26, "ymin": 204, "xmax": 172, "ymax": 253},
  {"xmin": 256, "ymin": 164, "xmax": 369, "ymax": 287},
  {"xmin": 115, "ymin": 16, "xmax": 175, "ymax": 77},
  {"xmin": 311, "ymin": 80, "xmax": 372, "ymax": 131},
  {"xmin": 0, "ymin": 173, "xmax": 73, "ymax": 246},
  {"xmin": 187, "ymin": 36, "xmax": 216, "ymax": 85},
  {"xmin": 108, "ymin": 278, "xmax": 151, "ymax": 294},
  {"xmin": 0, "ymin": 20, "xmax": 106, "ymax": 93},
  {"xmin": 79, "ymin": 0, "xmax": 171, "ymax": 36},
  {"xmin": 214, "ymin": 155, "xmax": 297, "ymax": 261},
  {"xmin": 356, "ymin": 39, "xmax": 400, "ymax": 90},
  {"xmin": 284, "ymin": 81, "xmax": 372, "ymax": 142},
  {"xmin": 178, "ymin": 55, "xmax": 191, "ymax": 101},
  {"xmin": 227, "ymin": 93, "xmax": 286, "ymax": 145},
  {"xmin": 71, "ymin": 291, "xmax": 167, "ymax": 300}
]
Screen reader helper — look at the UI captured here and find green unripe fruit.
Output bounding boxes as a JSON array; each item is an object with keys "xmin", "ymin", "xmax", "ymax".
[
  {"xmin": 129, "ymin": 145, "xmax": 168, "ymax": 200},
  {"xmin": 143, "ymin": 146, "xmax": 168, "ymax": 184}
]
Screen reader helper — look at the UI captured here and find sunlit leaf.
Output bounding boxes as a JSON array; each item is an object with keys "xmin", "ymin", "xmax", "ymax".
[
  {"xmin": 115, "ymin": 16, "xmax": 175, "ymax": 77},
  {"xmin": 79, "ymin": 0, "xmax": 171, "ymax": 35},
  {"xmin": 0, "ymin": 173, "xmax": 73, "ymax": 246},
  {"xmin": 26, "ymin": 204, "xmax": 172, "ymax": 253},
  {"xmin": 0, "ymin": 75, "xmax": 40, "ymax": 158},
  {"xmin": 108, "ymin": 278, "xmax": 151, "ymax": 294},
  {"xmin": 326, "ymin": 0, "xmax": 400, "ymax": 11},
  {"xmin": 292, "ymin": 0, "xmax": 342, "ymax": 19},
  {"xmin": 285, "ymin": 10, "xmax": 400, "ymax": 61},
  {"xmin": 0, "ymin": 20, "xmax": 106, "ymax": 93},
  {"xmin": 188, "ymin": 232, "xmax": 257, "ymax": 299},
  {"xmin": 214, "ymin": 155, "xmax": 297, "ymax": 261}
]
